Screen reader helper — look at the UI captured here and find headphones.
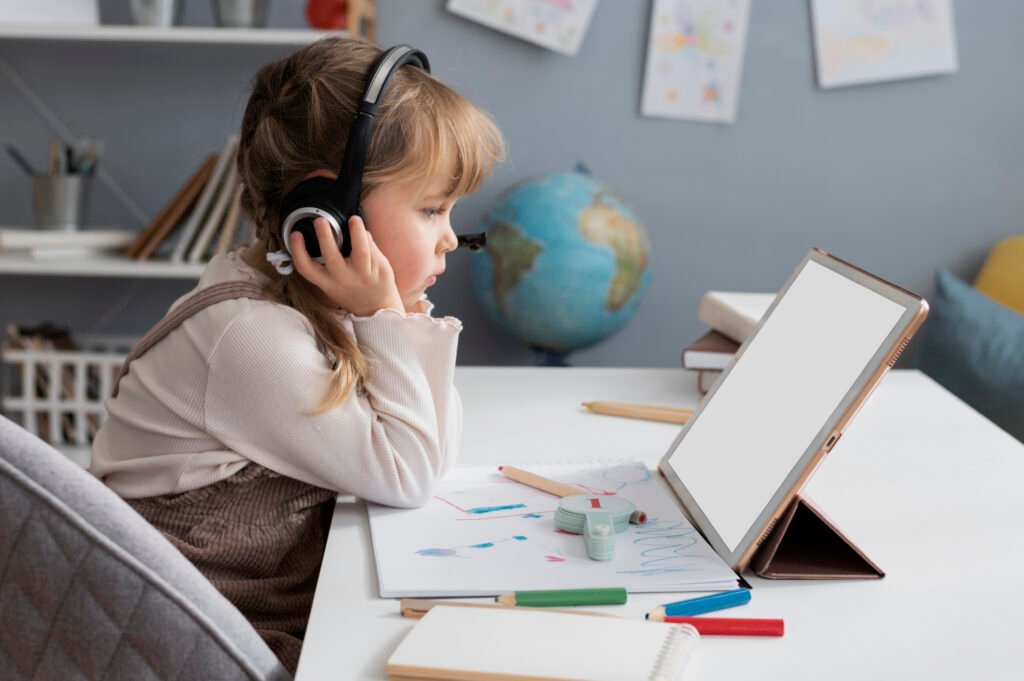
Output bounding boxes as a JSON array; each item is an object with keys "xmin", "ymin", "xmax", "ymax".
[{"xmin": 277, "ymin": 44, "xmax": 486, "ymax": 264}]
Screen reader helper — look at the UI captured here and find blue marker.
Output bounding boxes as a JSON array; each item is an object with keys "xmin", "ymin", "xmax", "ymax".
[{"xmin": 645, "ymin": 588, "xmax": 751, "ymax": 620}]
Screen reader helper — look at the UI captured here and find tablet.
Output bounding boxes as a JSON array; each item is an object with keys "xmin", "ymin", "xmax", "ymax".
[{"xmin": 659, "ymin": 249, "xmax": 928, "ymax": 572}]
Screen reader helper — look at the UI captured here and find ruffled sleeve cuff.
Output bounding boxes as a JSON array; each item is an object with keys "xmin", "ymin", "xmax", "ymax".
[{"xmin": 338, "ymin": 296, "xmax": 462, "ymax": 332}]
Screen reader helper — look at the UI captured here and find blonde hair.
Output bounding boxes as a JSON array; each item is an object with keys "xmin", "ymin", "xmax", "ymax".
[{"xmin": 237, "ymin": 37, "xmax": 504, "ymax": 413}]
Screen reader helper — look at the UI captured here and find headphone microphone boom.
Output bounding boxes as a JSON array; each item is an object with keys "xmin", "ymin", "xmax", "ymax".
[{"xmin": 278, "ymin": 44, "xmax": 486, "ymax": 264}]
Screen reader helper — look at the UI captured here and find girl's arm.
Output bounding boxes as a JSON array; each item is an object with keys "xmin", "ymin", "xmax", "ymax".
[{"xmin": 204, "ymin": 301, "xmax": 461, "ymax": 507}]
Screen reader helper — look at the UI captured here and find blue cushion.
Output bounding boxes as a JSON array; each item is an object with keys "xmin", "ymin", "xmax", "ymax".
[{"xmin": 918, "ymin": 269, "xmax": 1024, "ymax": 442}]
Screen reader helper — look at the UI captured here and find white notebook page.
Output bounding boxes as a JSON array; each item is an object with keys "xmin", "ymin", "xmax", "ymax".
[{"xmin": 387, "ymin": 606, "xmax": 698, "ymax": 681}]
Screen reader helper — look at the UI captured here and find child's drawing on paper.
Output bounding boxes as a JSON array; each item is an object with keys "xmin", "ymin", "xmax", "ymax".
[
  {"xmin": 416, "ymin": 535, "xmax": 528, "ymax": 558},
  {"xmin": 640, "ymin": 0, "xmax": 751, "ymax": 124},
  {"xmin": 811, "ymin": 0, "xmax": 958, "ymax": 88},
  {"xmin": 446, "ymin": 0, "xmax": 599, "ymax": 56},
  {"xmin": 368, "ymin": 462, "xmax": 739, "ymax": 597}
]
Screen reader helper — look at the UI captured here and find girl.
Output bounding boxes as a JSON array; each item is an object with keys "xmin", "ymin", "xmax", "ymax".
[{"xmin": 90, "ymin": 37, "xmax": 504, "ymax": 673}]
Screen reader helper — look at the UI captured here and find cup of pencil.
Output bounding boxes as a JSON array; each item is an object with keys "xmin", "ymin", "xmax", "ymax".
[{"xmin": 8, "ymin": 139, "xmax": 102, "ymax": 231}]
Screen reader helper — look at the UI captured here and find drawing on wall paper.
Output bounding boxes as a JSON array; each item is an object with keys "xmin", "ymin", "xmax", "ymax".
[
  {"xmin": 446, "ymin": 0, "xmax": 600, "ymax": 56},
  {"xmin": 811, "ymin": 0, "xmax": 958, "ymax": 89},
  {"xmin": 367, "ymin": 461, "xmax": 739, "ymax": 597},
  {"xmin": 640, "ymin": 0, "xmax": 751, "ymax": 124}
]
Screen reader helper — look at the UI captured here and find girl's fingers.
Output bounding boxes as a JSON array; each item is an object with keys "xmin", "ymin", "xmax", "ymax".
[
  {"xmin": 347, "ymin": 215, "xmax": 372, "ymax": 271},
  {"xmin": 289, "ymin": 230, "xmax": 328, "ymax": 288},
  {"xmin": 366, "ymin": 230, "xmax": 388, "ymax": 273},
  {"xmin": 314, "ymin": 217, "xmax": 343, "ymax": 268}
]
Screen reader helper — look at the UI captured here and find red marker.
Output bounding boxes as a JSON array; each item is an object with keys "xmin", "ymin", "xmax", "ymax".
[{"xmin": 661, "ymin": 616, "xmax": 784, "ymax": 637}]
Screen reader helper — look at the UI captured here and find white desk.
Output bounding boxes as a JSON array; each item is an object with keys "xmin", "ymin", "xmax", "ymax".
[{"xmin": 296, "ymin": 368, "xmax": 1024, "ymax": 681}]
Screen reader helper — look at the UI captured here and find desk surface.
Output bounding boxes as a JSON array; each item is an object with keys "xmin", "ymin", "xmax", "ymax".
[{"xmin": 296, "ymin": 368, "xmax": 1024, "ymax": 681}]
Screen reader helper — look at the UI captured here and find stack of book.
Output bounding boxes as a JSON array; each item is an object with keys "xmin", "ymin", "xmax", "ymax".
[
  {"xmin": 0, "ymin": 228, "xmax": 134, "ymax": 260},
  {"xmin": 124, "ymin": 135, "xmax": 248, "ymax": 263},
  {"xmin": 682, "ymin": 291, "xmax": 775, "ymax": 394}
]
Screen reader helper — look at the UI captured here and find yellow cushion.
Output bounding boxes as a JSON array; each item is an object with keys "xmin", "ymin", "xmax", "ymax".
[{"xmin": 974, "ymin": 236, "xmax": 1024, "ymax": 315}]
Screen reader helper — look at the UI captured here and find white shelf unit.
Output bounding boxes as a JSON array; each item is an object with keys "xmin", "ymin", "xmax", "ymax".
[
  {"xmin": 0, "ymin": 254, "xmax": 204, "ymax": 279},
  {"xmin": 0, "ymin": 24, "xmax": 348, "ymax": 45}
]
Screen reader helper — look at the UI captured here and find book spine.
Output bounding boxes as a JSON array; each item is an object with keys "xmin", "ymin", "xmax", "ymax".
[
  {"xmin": 214, "ymin": 184, "xmax": 245, "ymax": 257},
  {"xmin": 187, "ymin": 159, "xmax": 238, "ymax": 263},
  {"xmin": 126, "ymin": 154, "xmax": 218, "ymax": 261},
  {"xmin": 171, "ymin": 135, "xmax": 238, "ymax": 262}
]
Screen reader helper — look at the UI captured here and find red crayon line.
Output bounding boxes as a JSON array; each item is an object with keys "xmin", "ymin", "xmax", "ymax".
[{"xmin": 661, "ymin": 617, "xmax": 784, "ymax": 637}]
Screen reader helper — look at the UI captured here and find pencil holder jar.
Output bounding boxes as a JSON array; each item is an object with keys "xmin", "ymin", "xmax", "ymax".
[
  {"xmin": 129, "ymin": 0, "xmax": 186, "ymax": 26},
  {"xmin": 213, "ymin": 0, "xmax": 268, "ymax": 28},
  {"xmin": 32, "ymin": 175, "xmax": 92, "ymax": 232}
]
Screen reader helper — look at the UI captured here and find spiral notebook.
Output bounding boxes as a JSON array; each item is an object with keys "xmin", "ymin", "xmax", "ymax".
[{"xmin": 386, "ymin": 605, "xmax": 699, "ymax": 681}]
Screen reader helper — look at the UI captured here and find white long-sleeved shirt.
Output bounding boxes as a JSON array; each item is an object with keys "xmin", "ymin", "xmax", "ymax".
[{"xmin": 89, "ymin": 246, "xmax": 462, "ymax": 507}]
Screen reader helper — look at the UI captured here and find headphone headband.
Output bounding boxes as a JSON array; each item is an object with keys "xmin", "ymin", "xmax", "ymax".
[
  {"xmin": 332, "ymin": 44, "xmax": 430, "ymax": 215},
  {"xmin": 360, "ymin": 45, "xmax": 430, "ymax": 114}
]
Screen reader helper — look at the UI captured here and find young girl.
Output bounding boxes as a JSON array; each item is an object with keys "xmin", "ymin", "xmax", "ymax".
[{"xmin": 89, "ymin": 37, "xmax": 504, "ymax": 673}]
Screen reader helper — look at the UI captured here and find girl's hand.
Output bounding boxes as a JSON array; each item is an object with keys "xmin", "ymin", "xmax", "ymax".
[{"xmin": 289, "ymin": 215, "xmax": 404, "ymax": 316}]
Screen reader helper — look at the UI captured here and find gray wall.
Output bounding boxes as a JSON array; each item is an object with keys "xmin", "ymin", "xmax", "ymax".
[{"xmin": 1, "ymin": 1, "xmax": 1021, "ymax": 367}]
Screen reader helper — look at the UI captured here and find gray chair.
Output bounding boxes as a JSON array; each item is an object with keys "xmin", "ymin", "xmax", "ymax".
[{"xmin": 0, "ymin": 415, "xmax": 291, "ymax": 681}]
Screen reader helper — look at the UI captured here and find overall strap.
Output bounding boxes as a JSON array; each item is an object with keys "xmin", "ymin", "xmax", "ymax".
[{"xmin": 111, "ymin": 281, "xmax": 273, "ymax": 398}]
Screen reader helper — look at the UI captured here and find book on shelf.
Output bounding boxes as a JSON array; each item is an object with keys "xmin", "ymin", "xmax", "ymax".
[
  {"xmin": 187, "ymin": 144, "xmax": 240, "ymax": 263},
  {"xmin": 0, "ymin": 247, "xmax": 125, "ymax": 261},
  {"xmin": 124, "ymin": 133, "xmax": 247, "ymax": 264},
  {"xmin": 681, "ymin": 329, "xmax": 739, "ymax": 371},
  {"xmin": 0, "ymin": 228, "xmax": 134, "ymax": 254},
  {"xmin": 171, "ymin": 135, "xmax": 239, "ymax": 263},
  {"xmin": 214, "ymin": 183, "xmax": 245, "ymax": 257},
  {"xmin": 125, "ymin": 153, "xmax": 218, "ymax": 261},
  {"xmin": 697, "ymin": 291, "xmax": 775, "ymax": 344}
]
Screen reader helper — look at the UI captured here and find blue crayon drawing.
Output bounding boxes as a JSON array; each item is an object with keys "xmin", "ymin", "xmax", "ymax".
[
  {"xmin": 615, "ymin": 518, "xmax": 712, "ymax": 576},
  {"xmin": 575, "ymin": 462, "xmax": 655, "ymax": 496},
  {"xmin": 466, "ymin": 503, "xmax": 527, "ymax": 515},
  {"xmin": 416, "ymin": 535, "xmax": 528, "ymax": 558}
]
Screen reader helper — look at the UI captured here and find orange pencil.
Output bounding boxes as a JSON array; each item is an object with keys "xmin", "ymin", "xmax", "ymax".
[
  {"xmin": 582, "ymin": 401, "xmax": 693, "ymax": 425},
  {"xmin": 499, "ymin": 465, "xmax": 586, "ymax": 498}
]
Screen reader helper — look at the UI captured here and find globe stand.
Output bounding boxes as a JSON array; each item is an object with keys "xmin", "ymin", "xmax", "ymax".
[{"xmin": 531, "ymin": 347, "xmax": 572, "ymax": 367}]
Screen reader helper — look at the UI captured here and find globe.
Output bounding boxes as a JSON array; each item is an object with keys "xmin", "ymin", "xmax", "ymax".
[{"xmin": 469, "ymin": 170, "xmax": 651, "ymax": 362}]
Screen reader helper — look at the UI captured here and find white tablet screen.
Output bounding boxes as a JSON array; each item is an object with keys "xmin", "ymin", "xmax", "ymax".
[{"xmin": 664, "ymin": 260, "xmax": 906, "ymax": 552}]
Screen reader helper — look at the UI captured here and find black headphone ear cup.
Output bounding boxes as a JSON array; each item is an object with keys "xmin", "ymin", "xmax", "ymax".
[{"xmin": 280, "ymin": 177, "xmax": 343, "ymax": 259}]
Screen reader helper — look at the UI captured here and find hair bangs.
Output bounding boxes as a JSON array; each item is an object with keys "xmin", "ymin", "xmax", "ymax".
[{"xmin": 365, "ymin": 79, "xmax": 505, "ymax": 203}]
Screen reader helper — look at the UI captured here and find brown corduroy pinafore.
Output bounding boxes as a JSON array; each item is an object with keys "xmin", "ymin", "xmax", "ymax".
[{"xmin": 111, "ymin": 282, "xmax": 337, "ymax": 675}]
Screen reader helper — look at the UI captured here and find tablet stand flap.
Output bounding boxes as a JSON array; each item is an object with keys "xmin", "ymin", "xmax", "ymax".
[{"xmin": 750, "ymin": 494, "xmax": 884, "ymax": 579}]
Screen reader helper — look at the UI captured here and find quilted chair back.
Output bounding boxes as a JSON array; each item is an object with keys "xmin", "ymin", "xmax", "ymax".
[{"xmin": 0, "ymin": 415, "xmax": 291, "ymax": 681}]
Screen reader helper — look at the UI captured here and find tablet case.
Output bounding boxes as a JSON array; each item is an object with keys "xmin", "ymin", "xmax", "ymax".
[{"xmin": 750, "ymin": 494, "xmax": 884, "ymax": 579}]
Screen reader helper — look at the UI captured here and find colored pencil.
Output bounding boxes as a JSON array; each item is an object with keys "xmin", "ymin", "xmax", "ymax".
[
  {"xmin": 399, "ymin": 599, "xmax": 619, "ymax": 619},
  {"xmin": 495, "ymin": 588, "xmax": 628, "ymax": 607},
  {"xmin": 581, "ymin": 401, "xmax": 693, "ymax": 425},
  {"xmin": 657, "ymin": 616, "xmax": 784, "ymax": 637},
  {"xmin": 646, "ymin": 589, "xmax": 751, "ymax": 620},
  {"xmin": 499, "ymin": 465, "xmax": 587, "ymax": 498}
]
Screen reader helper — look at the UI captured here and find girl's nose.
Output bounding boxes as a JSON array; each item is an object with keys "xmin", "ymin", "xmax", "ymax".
[{"xmin": 439, "ymin": 224, "xmax": 458, "ymax": 254}]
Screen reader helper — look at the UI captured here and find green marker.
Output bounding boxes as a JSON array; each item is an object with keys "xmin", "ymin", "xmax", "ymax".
[{"xmin": 495, "ymin": 588, "xmax": 627, "ymax": 607}]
